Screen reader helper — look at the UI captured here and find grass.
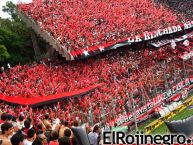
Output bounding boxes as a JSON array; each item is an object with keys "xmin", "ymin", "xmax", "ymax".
[
  {"xmin": 150, "ymin": 101, "xmax": 193, "ymax": 135},
  {"xmin": 138, "ymin": 118, "xmax": 157, "ymax": 131}
]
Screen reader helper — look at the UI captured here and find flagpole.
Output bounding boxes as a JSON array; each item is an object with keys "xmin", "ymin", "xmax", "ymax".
[
  {"xmin": 182, "ymin": 59, "xmax": 188, "ymax": 78},
  {"xmin": 99, "ymin": 93, "xmax": 106, "ymax": 127},
  {"xmin": 151, "ymin": 68, "xmax": 158, "ymax": 97},
  {"xmin": 140, "ymin": 86, "xmax": 147, "ymax": 106},
  {"xmin": 130, "ymin": 91, "xmax": 138, "ymax": 132},
  {"xmin": 126, "ymin": 80, "xmax": 138, "ymax": 132},
  {"xmin": 173, "ymin": 65, "xmax": 177, "ymax": 84},
  {"xmin": 88, "ymin": 93, "xmax": 94, "ymax": 126},
  {"xmin": 126, "ymin": 81, "xmax": 132, "ymax": 112},
  {"xmin": 112, "ymin": 99, "xmax": 116, "ymax": 119},
  {"xmin": 164, "ymin": 69, "xmax": 169, "ymax": 90}
]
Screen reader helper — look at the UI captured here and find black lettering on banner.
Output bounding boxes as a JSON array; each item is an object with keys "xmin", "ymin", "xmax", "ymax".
[
  {"xmin": 146, "ymin": 126, "xmax": 151, "ymax": 133},
  {"xmin": 116, "ymin": 132, "xmax": 125, "ymax": 144},
  {"xmin": 103, "ymin": 131, "xmax": 111, "ymax": 144},
  {"xmin": 125, "ymin": 134, "xmax": 134, "ymax": 144},
  {"xmin": 172, "ymin": 109, "xmax": 179, "ymax": 114},
  {"xmin": 160, "ymin": 117, "xmax": 165, "ymax": 121}
]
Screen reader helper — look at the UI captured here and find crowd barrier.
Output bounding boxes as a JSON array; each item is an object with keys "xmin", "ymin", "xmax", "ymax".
[{"xmin": 107, "ymin": 76, "xmax": 193, "ymax": 128}]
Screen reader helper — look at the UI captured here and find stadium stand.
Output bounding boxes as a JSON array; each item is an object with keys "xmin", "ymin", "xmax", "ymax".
[
  {"xmin": 17, "ymin": 0, "xmax": 185, "ymax": 59},
  {"xmin": 0, "ymin": 0, "xmax": 193, "ymax": 145}
]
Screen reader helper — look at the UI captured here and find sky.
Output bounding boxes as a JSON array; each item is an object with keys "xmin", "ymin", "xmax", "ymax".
[{"xmin": 0, "ymin": 0, "xmax": 32, "ymax": 18}]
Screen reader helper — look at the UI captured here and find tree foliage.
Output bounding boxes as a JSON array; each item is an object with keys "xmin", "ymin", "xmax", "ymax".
[
  {"xmin": 2, "ymin": 1, "xmax": 18, "ymax": 21},
  {"xmin": 0, "ymin": 45, "xmax": 10, "ymax": 62},
  {"xmin": 0, "ymin": 1, "xmax": 35, "ymax": 65}
]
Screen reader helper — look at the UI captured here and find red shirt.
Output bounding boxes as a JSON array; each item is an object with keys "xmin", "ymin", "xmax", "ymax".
[{"xmin": 49, "ymin": 141, "xmax": 59, "ymax": 145}]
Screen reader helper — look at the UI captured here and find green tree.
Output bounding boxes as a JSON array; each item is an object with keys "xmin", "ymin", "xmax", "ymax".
[
  {"xmin": 0, "ymin": 1, "xmax": 50, "ymax": 65},
  {"xmin": 0, "ymin": 1, "xmax": 35, "ymax": 65},
  {"xmin": 0, "ymin": 45, "xmax": 10, "ymax": 62},
  {"xmin": 2, "ymin": 1, "xmax": 19, "ymax": 21}
]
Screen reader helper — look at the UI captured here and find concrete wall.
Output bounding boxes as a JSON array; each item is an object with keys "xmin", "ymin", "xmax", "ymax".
[{"xmin": 18, "ymin": 11, "xmax": 72, "ymax": 60}]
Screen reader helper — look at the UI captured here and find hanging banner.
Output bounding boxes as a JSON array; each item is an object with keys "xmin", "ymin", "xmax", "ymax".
[
  {"xmin": 69, "ymin": 21, "xmax": 193, "ymax": 59},
  {"xmin": 150, "ymin": 31, "xmax": 193, "ymax": 48},
  {"xmin": 127, "ymin": 21, "xmax": 193, "ymax": 43},
  {"xmin": 106, "ymin": 76, "xmax": 193, "ymax": 128}
]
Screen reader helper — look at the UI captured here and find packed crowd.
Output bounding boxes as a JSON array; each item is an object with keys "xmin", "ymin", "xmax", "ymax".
[
  {"xmin": 0, "ymin": 1, "xmax": 191, "ymax": 145},
  {"xmin": 1, "ymin": 36, "xmax": 193, "ymax": 97},
  {"xmin": 18, "ymin": 0, "xmax": 181, "ymax": 51},
  {"xmin": 0, "ymin": 44, "xmax": 185, "ymax": 98},
  {"xmin": 0, "ymin": 46, "xmax": 154, "ymax": 98},
  {"xmin": 0, "ymin": 60, "xmax": 99, "ymax": 97},
  {"xmin": 1, "ymin": 37, "xmax": 193, "ymax": 126},
  {"xmin": 0, "ymin": 48, "xmax": 192, "ymax": 145},
  {"xmin": 0, "ymin": 107, "xmax": 103, "ymax": 145},
  {"xmin": 0, "ymin": 35, "xmax": 193, "ymax": 145},
  {"xmin": 157, "ymin": 0, "xmax": 193, "ymax": 20}
]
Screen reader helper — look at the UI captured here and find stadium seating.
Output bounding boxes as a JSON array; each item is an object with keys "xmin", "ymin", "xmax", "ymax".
[
  {"xmin": 18, "ymin": 0, "xmax": 180, "ymax": 52},
  {"xmin": 1, "ymin": 40, "xmax": 192, "ymax": 124},
  {"xmin": 0, "ymin": 1, "xmax": 193, "ymax": 145}
]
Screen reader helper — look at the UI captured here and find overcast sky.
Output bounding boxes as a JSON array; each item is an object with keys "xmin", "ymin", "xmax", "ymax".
[{"xmin": 0, "ymin": 0, "xmax": 32, "ymax": 18}]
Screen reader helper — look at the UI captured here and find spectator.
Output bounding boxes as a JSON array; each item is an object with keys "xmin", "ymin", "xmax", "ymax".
[
  {"xmin": 58, "ymin": 137, "xmax": 70, "ymax": 145},
  {"xmin": 17, "ymin": 115, "xmax": 24, "ymax": 130},
  {"xmin": 7, "ymin": 114, "xmax": 13, "ymax": 123},
  {"xmin": 88, "ymin": 125, "xmax": 100, "ymax": 145},
  {"xmin": 43, "ymin": 115, "xmax": 52, "ymax": 131},
  {"xmin": 7, "ymin": 63, "xmax": 11, "ymax": 70},
  {"xmin": 38, "ymin": 134, "xmax": 48, "ymax": 145},
  {"xmin": 0, "ymin": 113, "xmax": 8, "ymax": 124},
  {"xmin": 24, "ymin": 129, "xmax": 36, "ymax": 145},
  {"xmin": 64, "ymin": 129, "xmax": 71, "ymax": 138},
  {"xmin": 0, "ymin": 122, "xmax": 14, "ymax": 145},
  {"xmin": 59, "ymin": 120, "xmax": 69, "ymax": 138},
  {"xmin": 10, "ymin": 133, "xmax": 25, "ymax": 145},
  {"xmin": 32, "ymin": 138, "xmax": 43, "ymax": 145},
  {"xmin": 0, "ymin": 66, "xmax": 4, "ymax": 74},
  {"xmin": 22, "ymin": 120, "xmax": 31, "ymax": 135},
  {"xmin": 49, "ymin": 131, "xmax": 59, "ymax": 145}
]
